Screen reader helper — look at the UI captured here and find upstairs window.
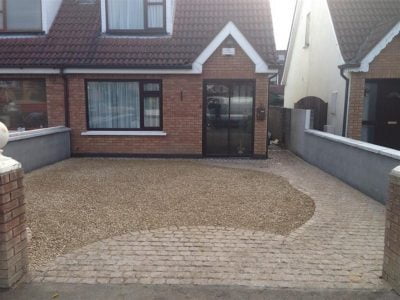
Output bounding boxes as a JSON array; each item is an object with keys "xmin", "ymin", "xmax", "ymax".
[
  {"xmin": 106, "ymin": 0, "xmax": 166, "ymax": 34},
  {"xmin": 0, "ymin": 0, "xmax": 42, "ymax": 33},
  {"xmin": 304, "ymin": 12, "xmax": 311, "ymax": 48}
]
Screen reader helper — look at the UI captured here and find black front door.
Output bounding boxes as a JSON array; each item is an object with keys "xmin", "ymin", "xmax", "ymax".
[
  {"xmin": 375, "ymin": 80, "xmax": 400, "ymax": 150},
  {"xmin": 204, "ymin": 81, "xmax": 254, "ymax": 157}
]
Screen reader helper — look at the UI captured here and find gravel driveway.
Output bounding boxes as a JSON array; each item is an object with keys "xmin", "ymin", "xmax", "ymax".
[{"xmin": 25, "ymin": 159, "xmax": 315, "ymax": 270}]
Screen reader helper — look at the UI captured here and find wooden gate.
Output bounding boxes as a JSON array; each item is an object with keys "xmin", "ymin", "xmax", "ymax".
[{"xmin": 294, "ymin": 97, "xmax": 328, "ymax": 131}]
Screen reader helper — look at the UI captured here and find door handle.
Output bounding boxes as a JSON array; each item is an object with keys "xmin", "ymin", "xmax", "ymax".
[{"xmin": 387, "ymin": 121, "xmax": 398, "ymax": 125}]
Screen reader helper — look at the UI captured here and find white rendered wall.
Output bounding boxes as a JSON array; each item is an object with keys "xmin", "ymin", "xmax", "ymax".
[{"xmin": 284, "ymin": 0, "xmax": 347, "ymax": 135}]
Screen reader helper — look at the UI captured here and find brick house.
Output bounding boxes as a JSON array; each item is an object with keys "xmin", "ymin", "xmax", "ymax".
[
  {"xmin": 0, "ymin": 0, "xmax": 278, "ymax": 158},
  {"xmin": 282, "ymin": 0, "xmax": 400, "ymax": 150}
]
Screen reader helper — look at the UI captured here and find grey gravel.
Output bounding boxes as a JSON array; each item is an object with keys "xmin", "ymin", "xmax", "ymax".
[{"xmin": 24, "ymin": 158, "xmax": 315, "ymax": 270}]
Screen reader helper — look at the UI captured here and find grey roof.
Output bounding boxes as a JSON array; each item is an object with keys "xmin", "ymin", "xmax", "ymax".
[{"xmin": 327, "ymin": 0, "xmax": 400, "ymax": 66}]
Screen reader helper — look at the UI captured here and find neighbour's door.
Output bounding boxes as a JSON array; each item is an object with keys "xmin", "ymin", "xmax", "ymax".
[
  {"xmin": 376, "ymin": 79, "xmax": 400, "ymax": 150},
  {"xmin": 204, "ymin": 81, "xmax": 254, "ymax": 157}
]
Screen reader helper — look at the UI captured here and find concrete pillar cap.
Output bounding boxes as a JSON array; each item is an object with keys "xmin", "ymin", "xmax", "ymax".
[
  {"xmin": 0, "ymin": 122, "xmax": 21, "ymax": 173},
  {"xmin": 391, "ymin": 166, "xmax": 400, "ymax": 178},
  {"xmin": 0, "ymin": 122, "xmax": 8, "ymax": 149}
]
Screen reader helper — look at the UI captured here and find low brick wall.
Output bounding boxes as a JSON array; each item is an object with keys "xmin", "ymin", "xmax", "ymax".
[
  {"xmin": 383, "ymin": 166, "xmax": 400, "ymax": 293},
  {"xmin": 0, "ymin": 168, "xmax": 28, "ymax": 288}
]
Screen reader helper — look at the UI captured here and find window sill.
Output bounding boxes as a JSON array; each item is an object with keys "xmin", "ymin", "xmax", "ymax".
[{"xmin": 81, "ymin": 131, "xmax": 167, "ymax": 137}]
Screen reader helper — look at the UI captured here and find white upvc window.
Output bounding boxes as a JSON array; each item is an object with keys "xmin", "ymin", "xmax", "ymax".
[
  {"xmin": 106, "ymin": 0, "xmax": 166, "ymax": 34},
  {"xmin": 0, "ymin": 0, "xmax": 43, "ymax": 33}
]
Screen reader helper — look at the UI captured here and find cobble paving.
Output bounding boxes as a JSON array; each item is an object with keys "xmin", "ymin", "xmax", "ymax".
[{"xmin": 30, "ymin": 150, "xmax": 388, "ymax": 289}]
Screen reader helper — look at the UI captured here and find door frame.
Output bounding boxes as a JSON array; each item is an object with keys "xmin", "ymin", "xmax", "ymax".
[
  {"xmin": 362, "ymin": 78, "xmax": 400, "ymax": 147},
  {"xmin": 202, "ymin": 79, "xmax": 256, "ymax": 158},
  {"xmin": 371, "ymin": 79, "xmax": 400, "ymax": 149}
]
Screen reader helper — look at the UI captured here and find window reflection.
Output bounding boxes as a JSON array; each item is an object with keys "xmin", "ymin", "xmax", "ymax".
[{"xmin": 0, "ymin": 80, "xmax": 47, "ymax": 131}]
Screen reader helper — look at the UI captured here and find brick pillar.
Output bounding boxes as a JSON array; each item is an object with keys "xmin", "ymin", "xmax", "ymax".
[{"xmin": 383, "ymin": 166, "xmax": 400, "ymax": 293}]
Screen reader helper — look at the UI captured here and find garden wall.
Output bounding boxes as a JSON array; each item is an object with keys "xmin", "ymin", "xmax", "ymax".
[
  {"xmin": 288, "ymin": 109, "xmax": 400, "ymax": 203},
  {"xmin": 4, "ymin": 127, "xmax": 71, "ymax": 173}
]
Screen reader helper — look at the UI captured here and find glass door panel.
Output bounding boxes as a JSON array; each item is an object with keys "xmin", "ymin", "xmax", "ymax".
[
  {"xmin": 205, "ymin": 81, "xmax": 254, "ymax": 157},
  {"xmin": 205, "ymin": 84, "xmax": 230, "ymax": 155},
  {"xmin": 229, "ymin": 84, "xmax": 254, "ymax": 156}
]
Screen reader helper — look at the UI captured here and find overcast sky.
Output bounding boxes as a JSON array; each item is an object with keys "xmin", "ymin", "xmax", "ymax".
[{"xmin": 270, "ymin": 0, "xmax": 297, "ymax": 50}]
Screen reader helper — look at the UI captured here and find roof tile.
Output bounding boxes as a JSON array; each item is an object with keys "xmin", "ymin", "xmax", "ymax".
[
  {"xmin": 0, "ymin": 0, "xmax": 276, "ymax": 68},
  {"xmin": 327, "ymin": 0, "xmax": 400, "ymax": 64}
]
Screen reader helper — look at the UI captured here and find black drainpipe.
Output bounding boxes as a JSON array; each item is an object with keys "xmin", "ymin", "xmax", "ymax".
[
  {"xmin": 61, "ymin": 68, "xmax": 70, "ymax": 128},
  {"xmin": 340, "ymin": 68, "xmax": 350, "ymax": 137},
  {"xmin": 267, "ymin": 73, "xmax": 278, "ymax": 159}
]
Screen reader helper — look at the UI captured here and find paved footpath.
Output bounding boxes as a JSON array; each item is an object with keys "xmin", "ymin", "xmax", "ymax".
[
  {"xmin": 30, "ymin": 150, "xmax": 389, "ymax": 290},
  {"xmin": 2, "ymin": 283, "xmax": 399, "ymax": 300}
]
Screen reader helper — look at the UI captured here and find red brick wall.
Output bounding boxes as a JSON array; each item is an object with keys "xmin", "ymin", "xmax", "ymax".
[
  {"xmin": 202, "ymin": 40, "xmax": 256, "ymax": 79},
  {"xmin": 68, "ymin": 74, "xmax": 203, "ymax": 155},
  {"xmin": 348, "ymin": 35, "xmax": 400, "ymax": 139},
  {"xmin": 383, "ymin": 167, "xmax": 400, "ymax": 293},
  {"xmin": 0, "ymin": 168, "xmax": 28, "ymax": 288},
  {"xmin": 46, "ymin": 75, "xmax": 66, "ymax": 127},
  {"xmin": 202, "ymin": 39, "xmax": 269, "ymax": 157},
  {"xmin": 0, "ymin": 39, "xmax": 269, "ymax": 157},
  {"xmin": 0, "ymin": 75, "xmax": 66, "ymax": 129}
]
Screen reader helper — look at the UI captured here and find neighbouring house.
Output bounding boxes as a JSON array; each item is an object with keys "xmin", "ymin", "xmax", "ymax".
[
  {"xmin": 0, "ymin": 0, "xmax": 278, "ymax": 159},
  {"xmin": 283, "ymin": 0, "xmax": 400, "ymax": 150}
]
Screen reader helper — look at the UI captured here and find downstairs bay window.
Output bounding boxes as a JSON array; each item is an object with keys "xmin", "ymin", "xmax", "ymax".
[
  {"xmin": 86, "ymin": 80, "xmax": 162, "ymax": 131},
  {"xmin": 0, "ymin": 79, "xmax": 48, "ymax": 131}
]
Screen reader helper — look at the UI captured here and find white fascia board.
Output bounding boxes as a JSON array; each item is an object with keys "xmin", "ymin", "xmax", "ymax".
[
  {"xmin": 346, "ymin": 21, "xmax": 400, "ymax": 73},
  {"xmin": 166, "ymin": 0, "xmax": 176, "ymax": 34},
  {"xmin": 42, "ymin": 0, "xmax": 63, "ymax": 34},
  {"xmin": 101, "ymin": 0, "xmax": 107, "ymax": 33},
  {"xmin": 194, "ymin": 21, "xmax": 273, "ymax": 74},
  {"xmin": 0, "ymin": 66, "xmax": 277, "ymax": 75},
  {"xmin": 41, "ymin": 0, "xmax": 48, "ymax": 33},
  {"xmin": 0, "ymin": 68, "xmax": 60, "ymax": 74},
  {"xmin": 282, "ymin": 0, "xmax": 303, "ymax": 84}
]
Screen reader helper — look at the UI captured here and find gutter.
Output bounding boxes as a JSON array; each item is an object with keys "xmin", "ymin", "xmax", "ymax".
[
  {"xmin": 60, "ymin": 68, "xmax": 70, "ymax": 128},
  {"xmin": 340, "ymin": 68, "xmax": 350, "ymax": 137},
  {"xmin": 339, "ymin": 63, "xmax": 360, "ymax": 70}
]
